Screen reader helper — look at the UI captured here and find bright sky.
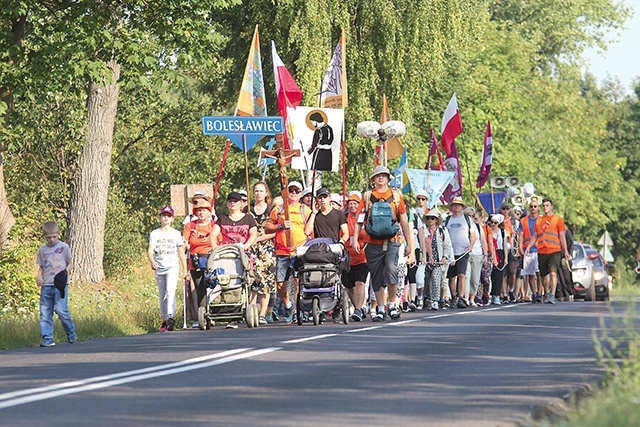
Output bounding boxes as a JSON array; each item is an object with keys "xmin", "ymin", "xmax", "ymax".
[{"xmin": 582, "ymin": 0, "xmax": 640, "ymax": 94}]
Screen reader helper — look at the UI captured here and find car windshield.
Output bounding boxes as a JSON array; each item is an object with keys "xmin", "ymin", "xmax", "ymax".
[
  {"xmin": 572, "ymin": 243, "xmax": 586, "ymax": 261},
  {"xmin": 588, "ymin": 252, "xmax": 604, "ymax": 267}
]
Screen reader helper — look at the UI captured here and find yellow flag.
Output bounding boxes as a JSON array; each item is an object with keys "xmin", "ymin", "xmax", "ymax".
[
  {"xmin": 236, "ymin": 25, "xmax": 267, "ymax": 116},
  {"xmin": 380, "ymin": 94, "xmax": 404, "ymax": 159}
]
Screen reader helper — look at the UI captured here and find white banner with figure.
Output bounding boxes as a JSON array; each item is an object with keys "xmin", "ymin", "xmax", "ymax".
[
  {"xmin": 287, "ymin": 106, "xmax": 343, "ymax": 172},
  {"xmin": 404, "ymin": 169, "xmax": 456, "ymax": 209}
]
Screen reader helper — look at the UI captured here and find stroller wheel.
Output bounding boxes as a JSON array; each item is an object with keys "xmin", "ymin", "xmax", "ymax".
[
  {"xmin": 341, "ymin": 293, "xmax": 350, "ymax": 325},
  {"xmin": 197, "ymin": 307, "xmax": 207, "ymax": 331},
  {"xmin": 246, "ymin": 303, "xmax": 257, "ymax": 328},
  {"xmin": 312, "ymin": 298, "xmax": 321, "ymax": 326}
]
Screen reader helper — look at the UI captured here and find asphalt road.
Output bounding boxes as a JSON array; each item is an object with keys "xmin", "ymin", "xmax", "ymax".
[{"xmin": 0, "ymin": 300, "xmax": 623, "ymax": 426}]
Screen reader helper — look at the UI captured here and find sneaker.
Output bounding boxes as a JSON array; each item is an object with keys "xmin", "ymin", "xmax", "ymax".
[
  {"xmin": 271, "ymin": 308, "xmax": 280, "ymax": 322},
  {"xmin": 408, "ymin": 301, "xmax": 417, "ymax": 312},
  {"xmin": 265, "ymin": 313, "xmax": 275, "ymax": 323},
  {"xmin": 389, "ymin": 305, "xmax": 401, "ymax": 319},
  {"xmin": 259, "ymin": 316, "xmax": 267, "ymax": 325},
  {"xmin": 67, "ymin": 333, "xmax": 77, "ymax": 344},
  {"xmin": 439, "ymin": 299, "xmax": 448, "ymax": 310},
  {"xmin": 402, "ymin": 301, "xmax": 410, "ymax": 312},
  {"xmin": 360, "ymin": 306, "xmax": 369, "ymax": 319},
  {"xmin": 508, "ymin": 291, "xmax": 515, "ymax": 303},
  {"xmin": 548, "ymin": 294, "xmax": 556, "ymax": 304},
  {"xmin": 482, "ymin": 294, "xmax": 490, "ymax": 306},
  {"xmin": 191, "ymin": 321, "xmax": 200, "ymax": 329},
  {"xmin": 372, "ymin": 310, "xmax": 386, "ymax": 322},
  {"xmin": 225, "ymin": 321, "xmax": 238, "ymax": 329},
  {"xmin": 351, "ymin": 309, "xmax": 363, "ymax": 322},
  {"xmin": 450, "ymin": 297, "xmax": 458, "ymax": 309},
  {"xmin": 430, "ymin": 301, "xmax": 439, "ymax": 311},
  {"xmin": 283, "ymin": 307, "xmax": 294, "ymax": 324},
  {"xmin": 167, "ymin": 318, "xmax": 175, "ymax": 331},
  {"xmin": 416, "ymin": 299, "xmax": 424, "ymax": 310},
  {"xmin": 535, "ymin": 293, "xmax": 543, "ymax": 303},
  {"xmin": 159, "ymin": 321, "xmax": 168, "ymax": 332},
  {"xmin": 492, "ymin": 295, "xmax": 501, "ymax": 305},
  {"xmin": 457, "ymin": 298, "xmax": 468, "ymax": 309},
  {"xmin": 40, "ymin": 340, "xmax": 55, "ymax": 347},
  {"xmin": 542, "ymin": 293, "xmax": 549, "ymax": 303}
]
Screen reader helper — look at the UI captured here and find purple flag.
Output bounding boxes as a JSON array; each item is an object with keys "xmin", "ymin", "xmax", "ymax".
[{"xmin": 476, "ymin": 120, "xmax": 493, "ymax": 188}]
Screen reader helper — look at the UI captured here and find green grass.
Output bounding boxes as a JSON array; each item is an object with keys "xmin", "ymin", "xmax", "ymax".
[
  {"xmin": 0, "ymin": 260, "xmax": 183, "ymax": 350},
  {"xmin": 536, "ymin": 284, "xmax": 640, "ymax": 427}
]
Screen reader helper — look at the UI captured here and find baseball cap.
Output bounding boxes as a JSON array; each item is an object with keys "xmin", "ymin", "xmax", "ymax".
[{"xmin": 160, "ymin": 206, "xmax": 174, "ymax": 216}]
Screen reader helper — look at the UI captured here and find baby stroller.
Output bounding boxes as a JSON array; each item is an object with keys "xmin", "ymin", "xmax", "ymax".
[
  {"xmin": 295, "ymin": 238, "xmax": 350, "ymax": 326},
  {"xmin": 197, "ymin": 244, "xmax": 259, "ymax": 329}
]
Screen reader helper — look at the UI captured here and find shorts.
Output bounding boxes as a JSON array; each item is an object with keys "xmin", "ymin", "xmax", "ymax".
[
  {"xmin": 275, "ymin": 256, "xmax": 296, "ymax": 283},
  {"xmin": 446, "ymin": 253, "xmax": 470, "ymax": 279},
  {"xmin": 407, "ymin": 264, "xmax": 418, "ymax": 284},
  {"xmin": 538, "ymin": 252, "xmax": 561, "ymax": 277},
  {"xmin": 364, "ymin": 242, "xmax": 400, "ymax": 292},
  {"xmin": 522, "ymin": 252, "xmax": 539, "ymax": 276},
  {"xmin": 507, "ymin": 252, "xmax": 522, "ymax": 277},
  {"xmin": 342, "ymin": 263, "xmax": 369, "ymax": 289}
]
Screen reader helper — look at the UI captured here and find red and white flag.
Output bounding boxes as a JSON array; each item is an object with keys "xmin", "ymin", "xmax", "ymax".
[
  {"xmin": 440, "ymin": 93, "xmax": 463, "ymax": 156},
  {"xmin": 272, "ymin": 41, "xmax": 303, "ymax": 149},
  {"xmin": 476, "ymin": 120, "xmax": 493, "ymax": 188}
]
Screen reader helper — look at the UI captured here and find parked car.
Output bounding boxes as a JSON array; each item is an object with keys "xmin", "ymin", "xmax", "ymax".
[
  {"xmin": 571, "ymin": 241, "xmax": 596, "ymax": 301},
  {"xmin": 585, "ymin": 248, "xmax": 610, "ymax": 301}
]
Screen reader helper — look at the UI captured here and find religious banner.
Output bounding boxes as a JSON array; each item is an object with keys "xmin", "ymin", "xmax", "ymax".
[
  {"xmin": 287, "ymin": 106, "xmax": 344, "ymax": 171},
  {"xmin": 404, "ymin": 169, "xmax": 456, "ymax": 209}
]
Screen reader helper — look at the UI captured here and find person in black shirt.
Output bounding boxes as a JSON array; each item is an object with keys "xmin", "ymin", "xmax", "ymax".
[{"xmin": 304, "ymin": 187, "xmax": 348, "ymax": 244}]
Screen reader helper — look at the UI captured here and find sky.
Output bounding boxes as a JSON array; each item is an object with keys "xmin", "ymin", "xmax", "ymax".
[{"xmin": 582, "ymin": 0, "xmax": 640, "ymax": 94}]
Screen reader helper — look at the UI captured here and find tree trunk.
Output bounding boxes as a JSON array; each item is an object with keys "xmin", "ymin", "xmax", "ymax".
[
  {"xmin": 0, "ymin": 15, "xmax": 26, "ymax": 247},
  {"xmin": 68, "ymin": 60, "xmax": 120, "ymax": 283}
]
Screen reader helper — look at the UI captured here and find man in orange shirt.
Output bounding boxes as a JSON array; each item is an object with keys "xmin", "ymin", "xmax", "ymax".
[
  {"xmin": 265, "ymin": 181, "xmax": 311, "ymax": 323},
  {"xmin": 525, "ymin": 198, "xmax": 571, "ymax": 304},
  {"xmin": 353, "ymin": 165, "xmax": 414, "ymax": 321}
]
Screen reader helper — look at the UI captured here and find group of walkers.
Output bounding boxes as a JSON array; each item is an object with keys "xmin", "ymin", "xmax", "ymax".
[{"xmin": 147, "ymin": 163, "xmax": 572, "ymax": 332}]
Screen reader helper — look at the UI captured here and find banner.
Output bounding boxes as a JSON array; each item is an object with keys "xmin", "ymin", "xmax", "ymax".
[
  {"xmin": 236, "ymin": 25, "xmax": 267, "ymax": 117},
  {"xmin": 318, "ymin": 29, "xmax": 347, "ymax": 109},
  {"xmin": 404, "ymin": 169, "xmax": 456, "ymax": 209},
  {"xmin": 287, "ymin": 106, "xmax": 344, "ymax": 171},
  {"xmin": 477, "ymin": 192, "xmax": 507, "ymax": 215},
  {"xmin": 476, "ymin": 120, "xmax": 493, "ymax": 188}
]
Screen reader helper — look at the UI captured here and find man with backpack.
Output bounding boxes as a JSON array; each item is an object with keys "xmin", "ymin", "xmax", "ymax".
[
  {"xmin": 352, "ymin": 165, "xmax": 415, "ymax": 321},
  {"xmin": 444, "ymin": 197, "xmax": 477, "ymax": 308}
]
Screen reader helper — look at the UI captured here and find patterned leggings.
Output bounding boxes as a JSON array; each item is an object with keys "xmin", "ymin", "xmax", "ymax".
[{"xmin": 425, "ymin": 265, "xmax": 443, "ymax": 303}]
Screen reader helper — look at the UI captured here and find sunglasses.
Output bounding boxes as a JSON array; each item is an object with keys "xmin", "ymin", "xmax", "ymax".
[
  {"xmin": 529, "ymin": 205, "xmax": 538, "ymax": 208},
  {"xmin": 288, "ymin": 188, "xmax": 301, "ymax": 194},
  {"xmin": 424, "ymin": 217, "xmax": 436, "ymax": 221},
  {"xmin": 501, "ymin": 207, "xmax": 510, "ymax": 210},
  {"xmin": 317, "ymin": 194, "xmax": 329, "ymax": 199},
  {"xmin": 417, "ymin": 197, "xmax": 427, "ymax": 201},
  {"xmin": 490, "ymin": 221, "xmax": 499, "ymax": 225}
]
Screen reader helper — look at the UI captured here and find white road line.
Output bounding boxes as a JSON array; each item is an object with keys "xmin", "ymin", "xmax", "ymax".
[
  {"xmin": 0, "ymin": 347, "xmax": 280, "ymax": 410},
  {"xmin": 0, "ymin": 348, "xmax": 250, "ymax": 402},
  {"xmin": 344, "ymin": 326, "xmax": 384, "ymax": 333},
  {"xmin": 282, "ymin": 334, "xmax": 337, "ymax": 344},
  {"xmin": 388, "ymin": 319, "xmax": 420, "ymax": 326}
]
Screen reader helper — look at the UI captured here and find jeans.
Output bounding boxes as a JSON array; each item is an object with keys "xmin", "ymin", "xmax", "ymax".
[{"xmin": 40, "ymin": 285, "xmax": 76, "ymax": 343}]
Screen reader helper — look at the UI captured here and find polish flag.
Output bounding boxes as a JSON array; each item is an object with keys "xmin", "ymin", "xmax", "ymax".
[
  {"xmin": 440, "ymin": 93, "xmax": 463, "ymax": 156},
  {"xmin": 272, "ymin": 41, "xmax": 303, "ymax": 148}
]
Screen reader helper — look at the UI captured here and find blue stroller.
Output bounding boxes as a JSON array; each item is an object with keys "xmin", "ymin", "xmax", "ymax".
[{"xmin": 295, "ymin": 238, "xmax": 350, "ymax": 325}]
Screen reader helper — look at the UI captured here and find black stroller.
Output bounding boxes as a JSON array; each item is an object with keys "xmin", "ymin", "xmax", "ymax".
[
  {"xmin": 295, "ymin": 238, "xmax": 350, "ymax": 326},
  {"xmin": 198, "ymin": 244, "xmax": 259, "ymax": 329}
]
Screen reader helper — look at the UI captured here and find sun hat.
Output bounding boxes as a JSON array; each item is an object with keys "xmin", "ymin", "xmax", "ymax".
[
  {"xmin": 416, "ymin": 190, "xmax": 429, "ymax": 200},
  {"xmin": 193, "ymin": 201, "xmax": 212, "ymax": 213},
  {"xmin": 370, "ymin": 165, "xmax": 391, "ymax": 180},
  {"xmin": 490, "ymin": 213, "xmax": 505, "ymax": 224},
  {"xmin": 330, "ymin": 193, "xmax": 342, "ymax": 206},
  {"xmin": 348, "ymin": 191, "xmax": 362, "ymax": 203},
  {"xmin": 423, "ymin": 209, "xmax": 443, "ymax": 226},
  {"xmin": 450, "ymin": 196, "xmax": 466, "ymax": 207},
  {"xmin": 288, "ymin": 181, "xmax": 303, "ymax": 191},
  {"xmin": 301, "ymin": 187, "xmax": 312, "ymax": 197},
  {"xmin": 160, "ymin": 206, "xmax": 174, "ymax": 216},
  {"xmin": 188, "ymin": 190, "xmax": 212, "ymax": 204},
  {"xmin": 237, "ymin": 189, "xmax": 248, "ymax": 201},
  {"xmin": 500, "ymin": 202, "xmax": 511, "ymax": 210}
]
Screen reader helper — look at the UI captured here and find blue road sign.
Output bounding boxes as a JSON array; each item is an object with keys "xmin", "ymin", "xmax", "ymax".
[{"xmin": 202, "ymin": 116, "xmax": 284, "ymax": 151}]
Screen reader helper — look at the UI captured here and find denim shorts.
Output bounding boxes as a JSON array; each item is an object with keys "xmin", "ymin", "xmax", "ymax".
[{"xmin": 275, "ymin": 255, "xmax": 296, "ymax": 283}]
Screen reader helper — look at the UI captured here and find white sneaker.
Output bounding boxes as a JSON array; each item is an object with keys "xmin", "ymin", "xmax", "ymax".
[
  {"xmin": 191, "ymin": 322, "xmax": 199, "ymax": 329},
  {"xmin": 389, "ymin": 306, "xmax": 401, "ymax": 319},
  {"xmin": 417, "ymin": 299, "xmax": 424, "ymax": 310},
  {"xmin": 430, "ymin": 301, "xmax": 439, "ymax": 310}
]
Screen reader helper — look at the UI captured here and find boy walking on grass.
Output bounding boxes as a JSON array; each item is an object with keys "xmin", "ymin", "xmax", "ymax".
[{"xmin": 36, "ymin": 221, "xmax": 76, "ymax": 347}]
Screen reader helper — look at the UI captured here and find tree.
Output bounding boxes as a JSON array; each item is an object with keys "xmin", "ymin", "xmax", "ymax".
[{"xmin": 2, "ymin": 0, "xmax": 240, "ymax": 281}]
